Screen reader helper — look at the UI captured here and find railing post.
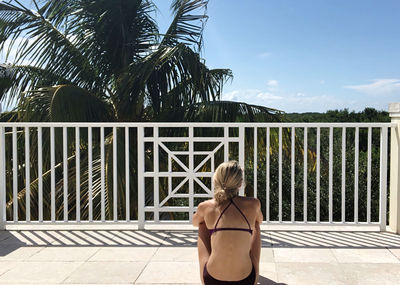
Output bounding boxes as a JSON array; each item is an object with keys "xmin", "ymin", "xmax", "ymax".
[
  {"xmin": 0, "ymin": 126, "xmax": 5, "ymax": 230},
  {"xmin": 389, "ymin": 103, "xmax": 400, "ymax": 234}
]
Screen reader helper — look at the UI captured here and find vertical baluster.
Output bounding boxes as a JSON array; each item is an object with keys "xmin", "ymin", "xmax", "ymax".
[
  {"xmin": 100, "ymin": 127, "xmax": 105, "ymax": 222},
  {"xmin": 341, "ymin": 127, "xmax": 346, "ymax": 223},
  {"xmin": 316, "ymin": 127, "xmax": 320, "ymax": 223},
  {"xmin": 367, "ymin": 127, "xmax": 372, "ymax": 223},
  {"xmin": 38, "ymin": 127, "xmax": 43, "ymax": 222},
  {"xmin": 88, "ymin": 127, "xmax": 93, "ymax": 221},
  {"xmin": 125, "ymin": 127, "xmax": 130, "ymax": 222},
  {"xmin": 266, "ymin": 127, "xmax": 270, "ymax": 222},
  {"xmin": 329, "ymin": 127, "xmax": 333, "ymax": 223},
  {"xmin": 50, "ymin": 127, "xmax": 55, "ymax": 222},
  {"xmin": 12, "ymin": 127, "xmax": 17, "ymax": 222},
  {"xmin": 63, "ymin": 127, "xmax": 68, "ymax": 222},
  {"xmin": 113, "ymin": 127, "xmax": 117, "ymax": 221},
  {"xmin": 189, "ymin": 127, "xmax": 194, "ymax": 221},
  {"xmin": 239, "ymin": 127, "xmax": 245, "ymax": 196},
  {"xmin": 278, "ymin": 127, "xmax": 282, "ymax": 222},
  {"xmin": 154, "ymin": 127, "xmax": 159, "ymax": 222},
  {"xmin": 25, "ymin": 127, "xmax": 30, "ymax": 222},
  {"xmin": 303, "ymin": 127, "xmax": 308, "ymax": 222},
  {"xmin": 75, "ymin": 127, "xmax": 80, "ymax": 222},
  {"xmin": 291, "ymin": 127, "xmax": 295, "ymax": 222},
  {"xmin": 254, "ymin": 127, "xmax": 258, "ymax": 198},
  {"xmin": 138, "ymin": 127, "xmax": 145, "ymax": 229},
  {"xmin": 354, "ymin": 127, "xmax": 359, "ymax": 223},
  {"xmin": 379, "ymin": 127, "xmax": 388, "ymax": 230},
  {"xmin": 168, "ymin": 152, "xmax": 172, "ymax": 195},
  {"xmin": 0, "ymin": 127, "xmax": 6, "ymax": 226},
  {"xmin": 224, "ymin": 127, "xmax": 229, "ymax": 162}
]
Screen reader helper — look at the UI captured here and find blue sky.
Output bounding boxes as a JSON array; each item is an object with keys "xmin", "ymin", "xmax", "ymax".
[
  {"xmin": 2, "ymin": 0, "xmax": 399, "ymax": 113},
  {"xmin": 155, "ymin": 0, "xmax": 400, "ymax": 113}
]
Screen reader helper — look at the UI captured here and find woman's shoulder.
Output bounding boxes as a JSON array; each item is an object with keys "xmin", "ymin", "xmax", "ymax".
[
  {"xmin": 237, "ymin": 196, "xmax": 260, "ymax": 203},
  {"xmin": 197, "ymin": 199, "xmax": 217, "ymax": 211},
  {"xmin": 235, "ymin": 196, "xmax": 261, "ymax": 210}
]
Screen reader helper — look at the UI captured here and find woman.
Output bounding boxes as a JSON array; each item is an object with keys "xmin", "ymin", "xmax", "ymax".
[{"xmin": 193, "ymin": 161, "xmax": 263, "ymax": 285}]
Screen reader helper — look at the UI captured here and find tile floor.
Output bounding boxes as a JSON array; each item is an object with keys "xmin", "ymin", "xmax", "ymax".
[{"xmin": 0, "ymin": 229, "xmax": 399, "ymax": 284}]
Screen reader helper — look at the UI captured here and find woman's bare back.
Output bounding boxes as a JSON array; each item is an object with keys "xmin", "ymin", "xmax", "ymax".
[{"xmin": 202, "ymin": 196, "xmax": 259, "ymax": 281}]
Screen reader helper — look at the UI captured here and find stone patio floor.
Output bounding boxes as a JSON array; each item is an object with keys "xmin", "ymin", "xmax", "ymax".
[{"xmin": 0, "ymin": 228, "xmax": 400, "ymax": 285}]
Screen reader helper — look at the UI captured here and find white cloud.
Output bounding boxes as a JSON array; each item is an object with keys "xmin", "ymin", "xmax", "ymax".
[
  {"xmin": 256, "ymin": 92, "xmax": 283, "ymax": 100},
  {"xmin": 267, "ymin": 79, "xmax": 279, "ymax": 88},
  {"xmin": 222, "ymin": 90, "xmax": 240, "ymax": 101},
  {"xmin": 344, "ymin": 79, "xmax": 400, "ymax": 96},
  {"xmin": 221, "ymin": 88, "xmax": 359, "ymax": 113}
]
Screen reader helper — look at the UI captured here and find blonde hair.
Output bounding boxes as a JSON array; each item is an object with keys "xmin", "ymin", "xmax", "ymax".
[{"xmin": 213, "ymin": 161, "xmax": 243, "ymax": 205}]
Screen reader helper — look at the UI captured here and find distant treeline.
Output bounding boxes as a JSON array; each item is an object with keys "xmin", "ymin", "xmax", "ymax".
[{"xmin": 285, "ymin": 107, "xmax": 390, "ymax": 123}]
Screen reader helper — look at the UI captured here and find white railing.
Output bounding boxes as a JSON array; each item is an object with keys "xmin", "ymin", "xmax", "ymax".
[{"xmin": 0, "ymin": 121, "xmax": 398, "ymax": 231}]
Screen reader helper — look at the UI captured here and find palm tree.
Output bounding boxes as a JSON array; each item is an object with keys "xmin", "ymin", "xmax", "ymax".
[{"xmin": 0, "ymin": 0, "xmax": 283, "ymax": 221}]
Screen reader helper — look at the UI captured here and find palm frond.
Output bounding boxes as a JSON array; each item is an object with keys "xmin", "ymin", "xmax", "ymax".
[
  {"xmin": 116, "ymin": 44, "xmax": 233, "ymax": 120},
  {"xmin": 184, "ymin": 100, "xmax": 284, "ymax": 122},
  {"xmin": 0, "ymin": 1, "xmax": 100, "ymax": 99},
  {"xmin": 162, "ymin": 0, "xmax": 208, "ymax": 51},
  {"xmin": 0, "ymin": 64, "xmax": 71, "ymax": 107},
  {"xmin": 78, "ymin": 0, "xmax": 158, "ymax": 77}
]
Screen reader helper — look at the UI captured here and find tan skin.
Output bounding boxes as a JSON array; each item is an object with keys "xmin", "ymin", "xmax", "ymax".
[{"xmin": 193, "ymin": 194, "xmax": 263, "ymax": 285}]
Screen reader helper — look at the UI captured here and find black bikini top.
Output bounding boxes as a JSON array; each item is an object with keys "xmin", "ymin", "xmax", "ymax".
[{"xmin": 209, "ymin": 198, "xmax": 253, "ymax": 235}]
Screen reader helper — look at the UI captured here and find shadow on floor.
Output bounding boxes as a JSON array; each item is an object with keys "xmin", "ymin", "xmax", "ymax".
[{"xmin": 1, "ymin": 230, "xmax": 400, "ymax": 256}]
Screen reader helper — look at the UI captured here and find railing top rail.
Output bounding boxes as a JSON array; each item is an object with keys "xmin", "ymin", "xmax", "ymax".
[{"xmin": 0, "ymin": 122, "xmax": 396, "ymax": 128}]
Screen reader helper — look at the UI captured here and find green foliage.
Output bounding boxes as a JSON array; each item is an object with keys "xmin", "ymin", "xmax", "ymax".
[
  {"xmin": 286, "ymin": 108, "xmax": 390, "ymax": 123},
  {"xmin": 243, "ymin": 108, "xmax": 389, "ymax": 223},
  {"xmin": 0, "ymin": 0, "xmax": 284, "ymax": 221}
]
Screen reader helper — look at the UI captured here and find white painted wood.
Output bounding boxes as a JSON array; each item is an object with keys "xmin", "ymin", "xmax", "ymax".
[
  {"xmin": 50, "ymin": 127, "xmax": 55, "ymax": 222},
  {"xmin": 25, "ymin": 127, "xmax": 30, "ymax": 222},
  {"xmin": 125, "ymin": 127, "xmax": 130, "ymax": 222},
  {"xmin": 1, "ymin": 122, "xmax": 393, "ymax": 128},
  {"xmin": 138, "ymin": 127, "xmax": 145, "ymax": 229},
  {"xmin": 224, "ymin": 127, "xmax": 229, "ymax": 162},
  {"xmin": 154, "ymin": 127, "xmax": 159, "ymax": 222},
  {"xmin": 254, "ymin": 127, "xmax": 257, "ymax": 198},
  {"xmin": 355, "ymin": 127, "xmax": 359, "ymax": 223},
  {"xmin": 0, "ymin": 127, "xmax": 5, "ymax": 227},
  {"xmin": 100, "ymin": 127, "xmax": 105, "ymax": 222},
  {"xmin": 75, "ymin": 127, "xmax": 80, "ymax": 222},
  {"xmin": 266, "ymin": 127, "xmax": 270, "ymax": 222},
  {"xmin": 63, "ymin": 127, "xmax": 68, "ymax": 222},
  {"xmin": 0, "ymin": 122, "xmax": 393, "ymax": 229},
  {"xmin": 279, "ymin": 127, "xmax": 282, "ymax": 222},
  {"xmin": 367, "ymin": 127, "xmax": 372, "ymax": 223},
  {"xmin": 341, "ymin": 127, "xmax": 346, "ymax": 223},
  {"xmin": 12, "ymin": 127, "xmax": 17, "ymax": 222},
  {"xmin": 291, "ymin": 127, "xmax": 295, "ymax": 222},
  {"xmin": 189, "ymin": 127, "xmax": 194, "ymax": 221},
  {"xmin": 88, "ymin": 127, "xmax": 93, "ymax": 221},
  {"xmin": 389, "ymin": 103, "xmax": 400, "ymax": 233},
  {"xmin": 316, "ymin": 127, "xmax": 320, "ymax": 223},
  {"xmin": 303, "ymin": 127, "xmax": 308, "ymax": 222},
  {"xmin": 113, "ymin": 127, "xmax": 117, "ymax": 221},
  {"xmin": 379, "ymin": 127, "xmax": 388, "ymax": 230},
  {"xmin": 38, "ymin": 127, "xmax": 43, "ymax": 222},
  {"xmin": 168, "ymin": 152, "xmax": 172, "ymax": 195},
  {"xmin": 329, "ymin": 127, "xmax": 333, "ymax": 223},
  {"xmin": 239, "ymin": 127, "xmax": 245, "ymax": 196}
]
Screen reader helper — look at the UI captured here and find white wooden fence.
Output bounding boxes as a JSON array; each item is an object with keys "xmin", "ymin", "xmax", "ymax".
[{"xmin": 1, "ymin": 120, "xmax": 398, "ymax": 231}]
